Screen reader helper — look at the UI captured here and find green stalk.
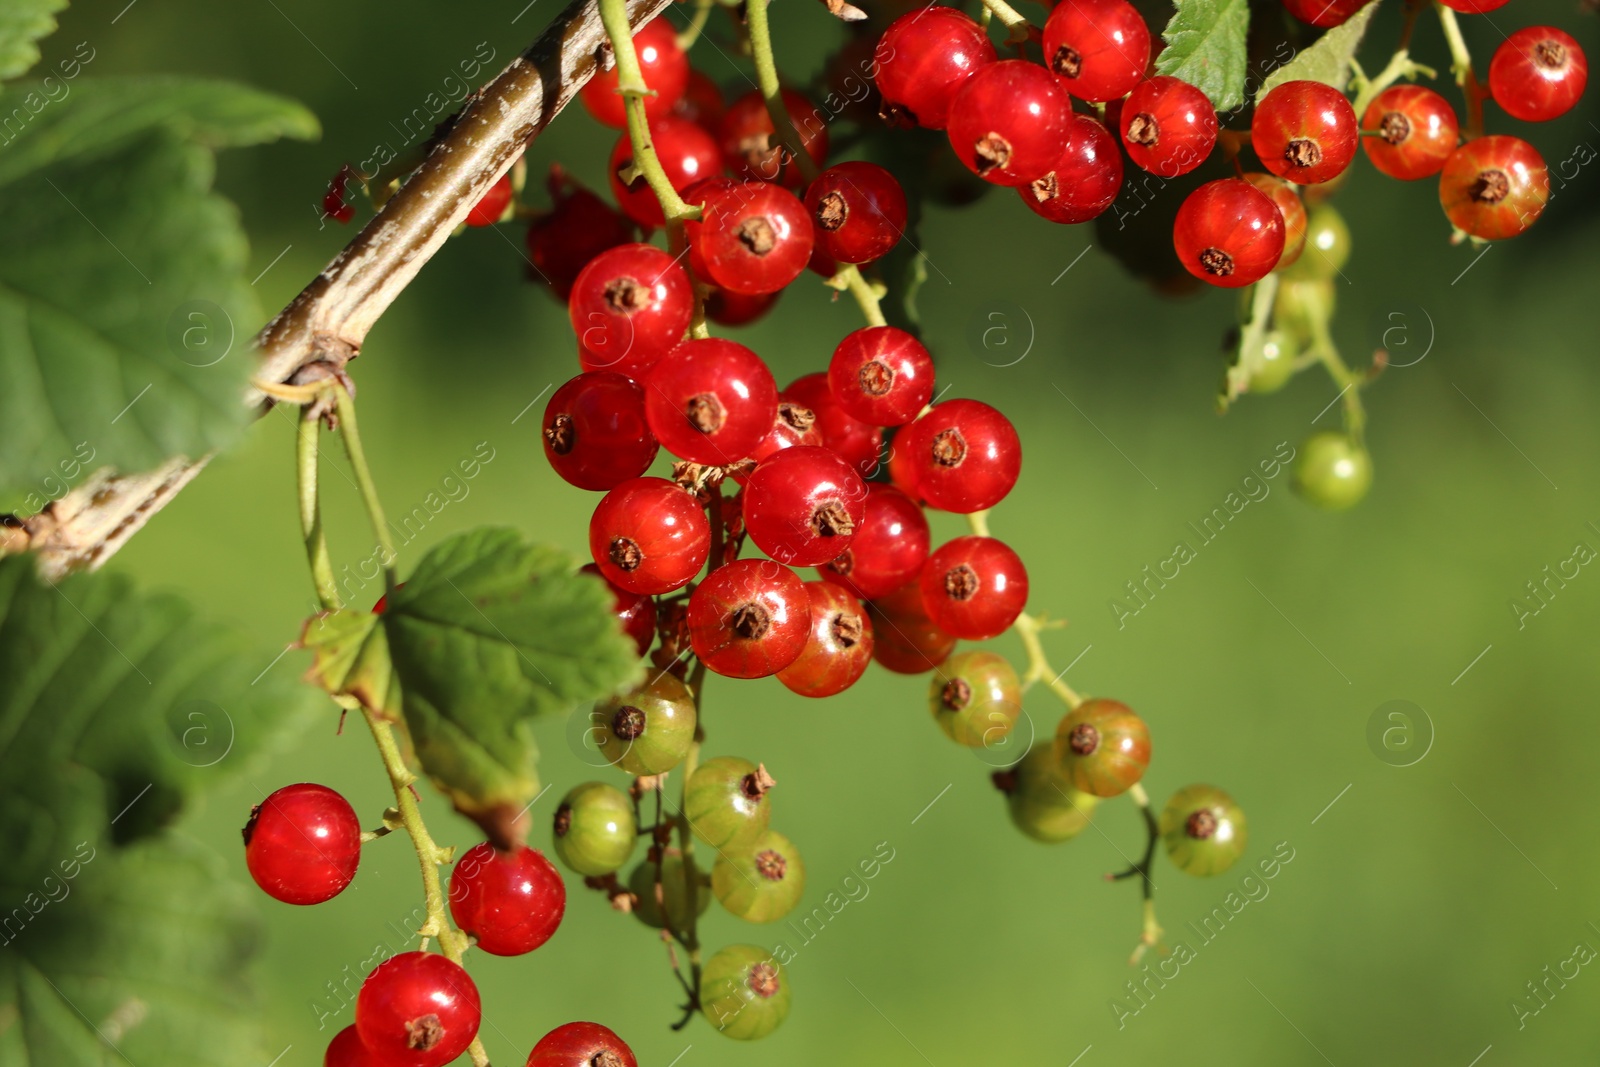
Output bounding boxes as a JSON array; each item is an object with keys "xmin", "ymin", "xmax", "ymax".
[
  {"xmin": 744, "ymin": 0, "xmax": 820, "ymax": 185},
  {"xmin": 330, "ymin": 385, "xmax": 398, "ymax": 594},
  {"xmin": 296, "ymin": 409, "xmax": 341, "ymax": 612}
]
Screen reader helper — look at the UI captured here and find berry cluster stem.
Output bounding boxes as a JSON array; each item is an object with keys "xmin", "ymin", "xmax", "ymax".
[
  {"xmin": 676, "ymin": 0, "xmax": 715, "ymax": 50},
  {"xmin": 1435, "ymin": 3, "xmax": 1487, "ymax": 139},
  {"xmin": 296, "ymin": 409, "xmax": 342, "ymax": 613},
  {"xmin": 743, "ymin": 0, "xmax": 821, "ymax": 185},
  {"xmin": 1350, "ymin": 48, "xmax": 1438, "ymax": 118},
  {"xmin": 1301, "ymin": 289, "xmax": 1368, "ymax": 444},
  {"xmin": 976, "ymin": 0, "xmax": 1034, "ymax": 44},
  {"xmin": 827, "ymin": 263, "xmax": 888, "ymax": 327},
  {"xmin": 599, "ymin": 0, "xmax": 702, "ymax": 224},
  {"xmin": 331, "ymin": 385, "xmax": 399, "ymax": 596}
]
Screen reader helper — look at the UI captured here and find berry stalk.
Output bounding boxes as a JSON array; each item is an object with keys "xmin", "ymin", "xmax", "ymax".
[
  {"xmin": 598, "ymin": 0, "xmax": 702, "ymax": 224},
  {"xmin": 331, "ymin": 384, "xmax": 399, "ymax": 596},
  {"xmin": 1435, "ymin": 2, "xmax": 1487, "ymax": 139},
  {"xmin": 827, "ymin": 263, "xmax": 888, "ymax": 328},
  {"xmin": 296, "ymin": 408, "xmax": 342, "ymax": 613},
  {"xmin": 1349, "ymin": 49, "xmax": 1438, "ymax": 119},
  {"xmin": 743, "ymin": 0, "xmax": 822, "ymax": 185},
  {"xmin": 675, "ymin": 0, "xmax": 714, "ymax": 50},
  {"xmin": 975, "ymin": 0, "xmax": 1035, "ymax": 44}
]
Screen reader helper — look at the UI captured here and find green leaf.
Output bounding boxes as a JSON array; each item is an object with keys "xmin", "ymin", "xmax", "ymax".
[
  {"xmin": 382, "ymin": 528, "xmax": 643, "ymax": 833},
  {"xmin": 0, "ymin": 78, "xmax": 318, "ymax": 505},
  {"xmin": 0, "ymin": 0, "xmax": 66, "ymax": 81},
  {"xmin": 1257, "ymin": 2, "xmax": 1379, "ymax": 102},
  {"xmin": 301, "ymin": 606, "xmax": 402, "ymax": 718},
  {"xmin": 1154, "ymin": 0, "xmax": 1250, "ymax": 112}
]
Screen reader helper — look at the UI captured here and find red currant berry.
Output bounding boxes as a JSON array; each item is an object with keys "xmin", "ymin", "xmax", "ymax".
[
  {"xmin": 1438, "ymin": 0, "xmax": 1508, "ymax": 13},
  {"xmin": 873, "ymin": 8, "xmax": 997, "ymax": 129},
  {"xmin": 712, "ymin": 829, "xmax": 807, "ymax": 923},
  {"xmin": 919, "ymin": 536, "xmax": 1028, "ymax": 641},
  {"xmin": 1173, "ymin": 178, "xmax": 1286, "ymax": 288},
  {"xmin": 719, "ymin": 87, "xmax": 829, "ymax": 187},
  {"xmin": 783, "ymin": 373, "xmax": 884, "ymax": 478},
  {"xmin": 692, "ymin": 181, "xmax": 815, "ymax": 296},
  {"xmin": 1022, "ymin": 114, "xmax": 1123, "ymax": 224},
  {"xmin": 542, "ymin": 372, "xmax": 658, "ymax": 492},
  {"xmin": 589, "ymin": 477, "xmax": 711, "ymax": 594},
  {"xmin": 700, "ymin": 944, "xmax": 790, "ymax": 1040},
  {"xmin": 579, "ymin": 18, "xmax": 689, "ymax": 129},
  {"xmin": 1242, "ymin": 172, "xmax": 1307, "ymax": 268},
  {"xmin": 644, "ymin": 338, "xmax": 778, "ymax": 463},
  {"xmin": 449, "ymin": 843, "xmax": 565, "ymax": 956},
  {"xmin": 744, "ymin": 446, "xmax": 868, "ymax": 566},
  {"xmin": 324, "ymin": 1025, "xmax": 372, "ymax": 1067},
  {"xmin": 608, "ymin": 116, "xmax": 722, "ymax": 228},
  {"xmin": 243, "ymin": 783, "xmax": 361, "ymax": 906},
  {"xmin": 569, "ymin": 243, "xmax": 693, "ymax": 378},
  {"xmin": 685, "ymin": 756, "xmax": 774, "ymax": 849},
  {"xmin": 1281, "ymin": 0, "xmax": 1373, "ymax": 27},
  {"xmin": 1490, "ymin": 27, "xmax": 1588, "ymax": 123},
  {"xmin": 356, "ymin": 952, "xmax": 480, "ymax": 1067},
  {"xmin": 826, "ymin": 326, "xmax": 934, "ymax": 428},
  {"xmin": 579, "ymin": 563, "xmax": 655, "ymax": 656},
  {"xmin": 898, "ymin": 399, "xmax": 1021, "ymax": 513},
  {"xmin": 706, "ymin": 287, "xmax": 780, "ymax": 327},
  {"xmin": 1438, "ymin": 135, "xmax": 1549, "ymax": 240},
  {"xmin": 947, "ymin": 60, "xmax": 1075, "ymax": 187},
  {"xmin": 805, "ymin": 161, "xmax": 907, "ymax": 265},
  {"xmin": 1043, "ymin": 0, "xmax": 1151, "ymax": 103},
  {"xmin": 1121, "ymin": 76, "xmax": 1217, "ymax": 177},
  {"xmin": 995, "ymin": 745, "xmax": 1099, "ymax": 843},
  {"xmin": 593, "ymin": 672, "xmax": 697, "ymax": 774},
  {"xmin": 675, "ymin": 68, "xmax": 727, "ymax": 130},
  {"xmin": 777, "ymin": 581, "xmax": 874, "ymax": 697},
  {"xmin": 818, "ymin": 484, "xmax": 929, "ymax": 601},
  {"xmin": 867, "ymin": 580, "xmax": 957, "ymax": 674},
  {"xmin": 527, "ymin": 167, "xmax": 636, "ymax": 302},
  {"xmin": 1053, "ymin": 699, "xmax": 1151, "ymax": 797},
  {"xmin": 526, "ymin": 1021, "xmax": 638, "ymax": 1067},
  {"xmin": 930, "ymin": 650, "xmax": 1022, "ymax": 747},
  {"xmin": 687, "ymin": 559, "xmax": 810, "ymax": 678},
  {"xmin": 553, "ymin": 782, "xmax": 638, "ymax": 875},
  {"xmin": 1252, "ymin": 80, "xmax": 1358, "ymax": 185},
  {"xmin": 1360, "ymin": 85, "xmax": 1459, "ymax": 181},
  {"xmin": 746, "ymin": 399, "xmax": 824, "ymax": 468},
  {"xmin": 1160, "ymin": 784, "xmax": 1247, "ymax": 876},
  {"xmin": 323, "ymin": 164, "xmax": 357, "ymax": 225},
  {"xmin": 465, "ymin": 173, "xmax": 514, "ymax": 227}
]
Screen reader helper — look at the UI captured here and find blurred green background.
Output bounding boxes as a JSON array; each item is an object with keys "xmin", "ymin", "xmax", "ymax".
[{"xmin": 37, "ymin": 0, "xmax": 1600, "ymax": 1062}]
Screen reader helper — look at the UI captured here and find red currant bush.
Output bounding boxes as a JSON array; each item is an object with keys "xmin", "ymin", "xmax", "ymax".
[
  {"xmin": 1489, "ymin": 27, "xmax": 1588, "ymax": 123},
  {"xmin": 1042, "ymin": 0, "xmax": 1151, "ymax": 103},
  {"xmin": 242, "ymin": 783, "xmax": 361, "ymax": 906},
  {"xmin": 579, "ymin": 18, "xmax": 689, "ymax": 128},
  {"xmin": 542, "ymin": 372, "xmax": 658, "ymax": 492},
  {"xmin": 628, "ymin": 848, "xmax": 711, "ymax": 931},
  {"xmin": 1053, "ymin": 699, "xmax": 1152, "ymax": 797},
  {"xmin": 355, "ymin": 951, "xmax": 481, "ymax": 1067},
  {"xmin": 1022, "ymin": 114, "xmax": 1124, "ymax": 225},
  {"xmin": 867, "ymin": 579, "xmax": 958, "ymax": 674},
  {"xmin": 693, "ymin": 182, "xmax": 816, "ymax": 296},
  {"xmin": 1438, "ymin": 136, "xmax": 1549, "ymax": 240},
  {"xmin": 687, "ymin": 559, "xmax": 811, "ymax": 677},
  {"xmin": 784, "ymin": 372, "xmax": 884, "ymax": 478},
  {"xmin": 465, "ymin": 173, "xmax": 514, "ymax": 228},
  {"xmin": 1292, "ymin": 430, "xmax": 1372, "ymax": 510},
  {"xmin": 920, "ymin": 536, "xmax": 1029, "ymax": 641},
  {"xmin": 569, "ymin": 243, "xmax": 693, "ymax": 378},
  {"xmin": 526, "ymin": 1021, "xmax": 638, "ymax": 1067},
  {"xmin": 930, "ymin": 650, "xmax": 1022, "ymax": 747},
  {"xmin": 947, "ymin": 60, "xmax": 1075, "ymax": 187},
  {"xmin": 805, "ymin": 161, "xmax": 908, "ymax": 265},
  {"xmin": 1120, "ymin": 76, "xmax": 1217, "ymax": 177},
  {"xmin": 449, "ymin": 843, "xmax": 566, "ymax": 956},
  {"xmin": 608, "ymin": 115, "xmax": 721, "ymax": 228},
  {"xmin": 644, "ymin": 338, "xmax": 779, "ymax": 464},
  {"xmin": 897, "ymin": 399, "xmax": 1022, "ymax": 513},
  {"xmin": 1173, "ymin": 179, "xmax": 1286, "ymax": 288},
  {"xmin": 744, "ymin": 446, "xmax": 867, "ymax": 566},
  {"xmin": 712, "ymin": 829, "xmax": 806, "ymax": 923},
  {"xmin": 776, "ymin": 581, "xmax": 874, "ymax": 698},
  {"xmin": 818, "ymin": 483, "xmax": 929, "ymax": 601},
  {"xmin": 685, "ymin": 756, "xmax": 774, "ymax": 849},
  {"xmin": 719, "ymin": 87, "xmax": 829, "ymax": 186},
  {"xmin": 873, "ymin": 7, "xmax": 997, "ymax": 129},
  {"xmin": 1160, "ymin": 784, "xmax": 1248, "ymax": 876},
  {"xmin": 1360, "ymin": 85, "xmax": 1459, "ymax": 182},
  {"xmin": 552, "ymin": 781, "xmax": 638, "ymax": 876},
  {"xmin": 588, "ymin": 477, "xmax": 710, "ymax": 595},
  {"xmin": 700, "ymin": 944, "xmax": 791, "ymax": 1040},
  {"xmin": 324, "ymin": 1025, "xmax": 372, "ymax": 1067},
  {"xmin": 995, "ymin": 745, "xmax": 1100, "ymax": 843},
  {"xmin": 827, "ymin": 326, "xmax": 934, "ymax": 427},
  {"xmin": 1243, "ymin": 172, "xmax": 1307, "ymax": 268},
  {"xmin": 592, "ymin": 672, "xmax": 698, "ymax": 775},
  {"xmin": 1252, "ymin": 80, "xmax": 1358, "ymax": 186}
]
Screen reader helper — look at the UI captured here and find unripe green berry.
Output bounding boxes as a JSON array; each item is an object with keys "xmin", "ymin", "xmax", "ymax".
[
  {"xmin": 712, "ymin": 829, "xmax": 806, "ymax": 923},
  {"xmin": 628, "ymin": 848, "xmax": 711, "ymax": 931},
  {"xmin": 685, "ymin": 756, "xmax": 774, "ymax": 851},
  {"xmin": 1053, "ymin": 699, "xmax": 1151, "ymax": 798},
  {"xmin": 995, "ymin": 744, "xmax": 1100, "ymax": 843},
  {"xmin": 1281, "ymin": 204, "xmax": 1350, "ymax": 281},
  {"xmin": 552, "ymin": 781, "xmax": 636, "ymax": 876},
  {"xmin": 592, "ymin": 672, "xmax": 697, "ymax": 775},
  {"xmin": 928, "ymin": 651, "xmax": 1022, "ymax": 748},
  {"xmin": 700, "ymin": 944, "xmax": 791, "ymax": 1040},
  {"xmin": 1249, "ymin": 330, "xmax": 1296, "ymax": 394},
  {"xmin": 1273, "ymin": 277, "xmax": 1335, "ymax": 349},
  {"xmin": 1292, "ymin": 431, "xmax": 1372, "ymax": 511},
  {"xmin": 1160, "ymin": 784, "xmax": 1247, "ymax": 876}
]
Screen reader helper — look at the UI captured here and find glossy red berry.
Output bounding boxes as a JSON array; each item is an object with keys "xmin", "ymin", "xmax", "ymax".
[
  {"xmin": 579, "ymin": 563, "xmax": 655, "ymax": 656},
  {"xmin": 1281, "ymin": 0, "xmax": 1373, "ymax": 27},
  {"xmin": 526, "ymin": 1021, "xmax": 638, "ymax": 1067},
  {"xmin": 784, "ymin": 373, "xmax": 884, "ymax": 478},
  {"xmin": 1022, "ymin": 114, "xmax": 1123, "ymax": 224},
  {"xmin": 719, "ymin": 88, "xmax": 829, "ymax": 187},
  {"xmin": 706, "ymin": 287, "xmax": 780, "ymax": 327},
  {"xmin": 1360, "ymin": 85, "xmax": 1459, "ymax": 181},
  {"xmin": 243, "ymin": 783, "xmax": 361, "ymax": 906},
  {"xmin": 777, "ymin": 581, "xmax": 874, "ymax": 697},
  {"xmin": 644, "ymin": 338, "xmax": 778, "ymax": 464},
  {"xmin": 1489, "ymin": 27, "xmax": 1588, "ymax": 123},
  {"xmin": 1438, "ymin": 135, "xmax": 1549, "ymax": 240},
  {"xmin": 589, "ymin": 477, "xmax": 711, "ymax": 594},
  {"xmin": 1252, "ymin": 80, "xmax": 1358, "ymax": 185},
  {"xmin": 867, "ymin": 580, "xmax": 957, "ymax": 674},
  {"xmin": 692, "ymin": 181, "xmax": 815, "ymax": 296},
  {"xmin": 897, "ymin": 399, "xmax": 1021, "ymax": 513},
  {"xmin": 579, "ymin": 18, "xmax": 689, "ymax": 129},
  {"xmin": 608, "ymin": 116, "xmax": 722, "ymax": 228},
  {"xmin": 465, "ymin": 173, "xmax": 514, "ymax": 227},
  {"xmin": 827, "ymin": 326, "xmax": 934, "ymax": 427},
  {"xmin": 324, "ymin": 1025, "xmax": 372, "ymax": 1067},
  {"xmin": 687, "ymin": 559, "xmax": 810, "ymax": 678},
  {"xmin": 569, "ymin": 243, "xmax": 693, "ymax": 378},
  {"xmin": 527, "ymin": 167, "xmax": 636, "ymax": 301},
  {"xmin": 449, "ymin": 843, "xmax": 566, "ymax": 956},
  {"xmin": 356, "ymin": 952, "xmax": 481, "ymax": 1067},
  {"xmin": 805, "ymin": 161, "xmax": 907, "ymax": 265},
  {"xmin": 542, "ymin": 372, "xmax": 658, "ymax": 491},
  {"xmin": 1173, "ymin": 178, "xmax": 1286, "ymax": 288},
  {"xmin": 1043, "ymin": 0, "xmax": 1151, "ymax": 103},
  {"xmin": 1053, "ymin": 699, "xmax": 1151, "ymax": 797},
  {"xmin": 873, "ymin": 8, "xmax": 997, "ymax": 129},
  {"xmin": 675, "ymin": 68, "xmax": 726, "ymax": 130},
  {"xmin": 1438, "ymin": 0, "xmax": 1508, "ymax": 13},
  {"xmin": 920, "ymin": 536, "xmax": 1028, "ymax": 641},
  {"xmin": 947, "ymin": 60, "xmax": 1075, "ymax": 187},
  {"xmin": 1121, "ymin": 76, "xmax": 1217, "ymax": 177},
  {"xmin": 818, "ymin": 484, "xmax": 929, "ymax": 601},
  {"xmin": 744, "ymin": 446, "xmax": 868, "ymax": 566},
  {"xmin": 1242, "ymin": 172, "xmax": 1307, "ymax": 268},
  {"xmin": 323, "ymin": 164, "xmax": 357, "ymax": 224}
]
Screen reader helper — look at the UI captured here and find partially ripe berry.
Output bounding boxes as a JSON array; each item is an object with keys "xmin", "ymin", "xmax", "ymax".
[
  {"xmin": 1172, "ymin": 179, "xmax": 1286, "ymax": 288},
  {"xmin": 873, "ymin": 7, "xmax": 997, "ymax": 129},
  {"xmin": 719, "ymin": 87, "xmax": 829, "ymax": 187},
  {"xmin": 645, "ymin": 338, "xmax": 779, "ymax": 464},
  {"xmin": 589, "ymin": 477, "xmax": 710, "ymax": 594},
  {"xmin": 1242, "ymin": 172, "xmax": 1307, "ymax": 268},
  {"xmin": 608, "ymin": 116, "xmax": 721, "ymax": 228},
  {"xmin": 592, "ymin": 672, "xmax": 697, "ymax": 775},
  {"xmin": 685, "ymin": 756, "xmax": 774, "ymax": 850},
  {"xmin": 930, "ymin": 650, "xmax": 1022, "ymax": 747},
  {"xmin": 1489, "ymin": 27, "xmax": 1587, "ymax": 122},
  {"xmin": 777, "ymin": 581, "xmax": 874, "ymax": 698},
  {"xmin": 1121, "ymin": 76, "xmax": 1217, "ymax": 177},
  {"xmin": 543, "ymin": 372, "xmax": 658, "ymax": 491},
  {"xmin": 1251, "ymin": 80, "xmax": 1359, "ymax": 185},
  {"xmin": 579, "ymin": 19, "xmax": 689, "ymax": 128},
  {"xmin": 628, "ymin": 848, "xmax": 711, "ymax": 932},
  {"xmin": 1360, "ymin": 85, "xmax": 1459, "ymax": 181},
  {"xmin": 995, "ymin": 745, "xmax": 1099, "ymax": 843},
  {"xmin": 784, "ymin": 372, "xmax": 884, "ymax": 478},
  {"xmin": 1281, "ymin": 203, "xmax": 1351, "ymax": 280},
  {"xmin": 355, "ymin": 951, "xmax": 481, "ymax": 1067},
  {"xmin": 920, "ymin": 536, "xmax": 1029, "ymax": 640},
  {"xmin": 553, "ymin": 782, "xmax": 637, "ymax": 876},
  {"xmin": 688, "ymin": 559, "xmax": 811, "ymax": 677},
  {"xmin": 324, "ymin": 1025, "xmax": 372, "ymax": 1067},
  {"xmin": 898, "ymin": 399, "xmax": 1022, "ymax": 513},
  {"xmin": 947, "ymin": 60, "xmax": 1075, "ymax": 187},
  {"xmin": 465, "ymin": 173, "xmax": 514, "ymax": 227},
  {"xmin": 744, "ymin": 446, "xmax": 867, "ymax": 566},
  {"xmin": 448, "ymin": 843, "xmax": 566, "ymax": 956},
  {"xmin": 806, "ymin": 161, "xmax": 907, "ymax": 264},
  {"xmin": 526, "ymin": 1021, "xmax": 638, "ymax": 1067},
  {"xmin": 569, "ymin": 243, "xmax": 693, "ymax": 378},
  {"xmin": 700, "ymin": 944, "xmax": 791, "ymax": 1040},
  {"xmin": 712, "ymin": 829, "xmax": 806, "ymax": 922},
  {"xmin": 1438, "ymin": 136, "xmax": 1549, "ymax": 240},
  {"xmin": 1161, "ymin": 784, "xmax": 1248, "ymax": 876},
  {"xmin": 243, "ymin": 783, "xmax": 361, "ymax": 906},
  {"xmin": 1053, "ymin": 699, "xmax": 1151, "ymax": 798},
  {"xmin": 817, "ymin": 484, "xmax": 930, "ymax": 601},
  {"xmin": 1022, "ymin": 114, "xmax": 1123, "ymax": 224},
  {"xmin": 827, "ymin": 326, "xmax": 935, "ymax": 427},
  {"xmin": 693, "ymin": 182, "xmax": 815, "ymax": 295},
  {"xmin": 1043, "ymin": 0, "xmax": 1151, "ymax": 102},
  {"xmin": 1292, "ymin": 431, "xmax": 1372, "ymax": 510},
  {"xmin": 867, "ymin": 580, "xmax": 957, "ymax": 674}
]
